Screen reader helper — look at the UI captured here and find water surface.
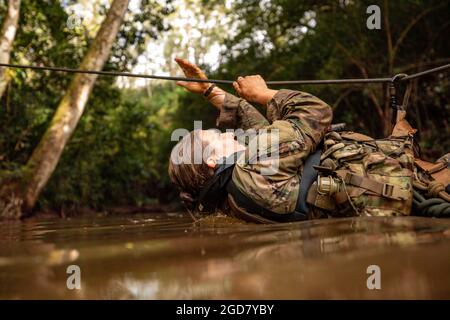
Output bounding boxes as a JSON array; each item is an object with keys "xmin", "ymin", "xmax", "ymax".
[{"xmin": 1, "ymin": 213, "xmax": 450, "ymax": 299}]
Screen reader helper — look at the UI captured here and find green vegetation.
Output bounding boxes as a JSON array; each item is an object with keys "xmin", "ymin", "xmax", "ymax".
[{"xmin": 0, "ymin": 0, "xmax": 449, "ymax": 214}]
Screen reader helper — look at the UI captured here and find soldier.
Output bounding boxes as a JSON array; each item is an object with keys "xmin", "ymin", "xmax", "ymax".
[{"xmin": 169, "ymin": 58, "xmax": 450, "ymax": 222}]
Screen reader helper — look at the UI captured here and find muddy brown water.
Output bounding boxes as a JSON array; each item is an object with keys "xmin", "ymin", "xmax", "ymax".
[{"xmin": 0, "ymin": 213, "xmax": 450, "ymax": 299}]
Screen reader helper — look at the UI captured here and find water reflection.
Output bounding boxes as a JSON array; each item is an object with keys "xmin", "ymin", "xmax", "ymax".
[{"xmin": 0, "ymin": 214, "xmax": 449, "ymax": 299}]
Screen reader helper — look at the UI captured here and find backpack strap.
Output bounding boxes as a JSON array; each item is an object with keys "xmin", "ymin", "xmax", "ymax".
[
  {"xmin": 295, "ymin": 148, "xmax": 322, "ymax": 214},
  {"xmin": 225, "ymin": 149, "xmax": 323, "ymax": 222},
  {"xmin": 341, "ymin": 172, "xmax": 410, "ymax": 200}
]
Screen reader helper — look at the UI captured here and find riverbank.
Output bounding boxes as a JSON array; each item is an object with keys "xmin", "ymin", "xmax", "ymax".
[{"xmin": 30, "ymin": 203, "xmax": 183, "ymax": 220}]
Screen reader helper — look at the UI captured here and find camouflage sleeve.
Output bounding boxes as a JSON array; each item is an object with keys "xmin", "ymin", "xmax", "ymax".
[
  {"xmin": 216, "ymin": 92, "xmax": 269, "ymax": 130},
  {"xmin": 267, "ymin": 89, "xmax": 333, "ymax": 145},
  {"xmin": 230, "ymin": 90, "xmax": 332, "ymax": 215}
]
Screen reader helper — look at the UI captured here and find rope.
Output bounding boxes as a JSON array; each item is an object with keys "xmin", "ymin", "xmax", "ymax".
[
  {"xmin": 428, "ymin": 181, "xmax": 450, "ymax": 202},
  {"xmin": 0, "ymin": 62, "xmax": 449, "ymax": 86},
  {"xmin": 403, "ymin": 64, "xmax": 450, "ymax": 81},
  {"xmin": 413, "ymin": 190, "xmax": 450, "ymax": 217}
]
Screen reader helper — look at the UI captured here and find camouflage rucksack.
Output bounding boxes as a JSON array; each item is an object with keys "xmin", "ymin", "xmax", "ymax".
[{"xmin": 307, "ymin": 124, "xmax": 415, "ymax": 218}]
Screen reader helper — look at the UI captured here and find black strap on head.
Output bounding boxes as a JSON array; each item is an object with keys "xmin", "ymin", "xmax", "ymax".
[{"xmin": 195, "ymin": 150, "xmax": 244, "ymax": 213}]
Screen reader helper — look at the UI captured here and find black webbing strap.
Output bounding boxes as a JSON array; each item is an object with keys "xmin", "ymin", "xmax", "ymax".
[
  {"xmin": 296, "ymin": 148, "xmax": 322, "ymax": 215},
  {"xmin": 226, "ymin": 148, "xmax": 322, "ymax": 222}
]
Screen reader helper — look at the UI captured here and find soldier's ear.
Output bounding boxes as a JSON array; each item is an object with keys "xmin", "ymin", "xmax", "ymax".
[{"xmin": 206, "ymin": 156, "xmax": 217, "ymax": 169}]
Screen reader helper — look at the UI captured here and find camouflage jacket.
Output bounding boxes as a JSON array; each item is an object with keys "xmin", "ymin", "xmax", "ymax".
[{"xmin": 217, "ymin": 89, "xmax": 333, "ymax": 216}]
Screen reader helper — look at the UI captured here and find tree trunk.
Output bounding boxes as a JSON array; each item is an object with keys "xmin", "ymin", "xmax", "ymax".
[
  {"xmin": 0, "ymin": 0, "xmax": 21, "ymax": 98},
  {"xmin": 0, "ymin": 0, "xmax": 130, "ymax": 219}
]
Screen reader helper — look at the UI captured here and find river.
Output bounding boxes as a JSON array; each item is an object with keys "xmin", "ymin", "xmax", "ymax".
[{"xmin": 0, "ymin": 213, "xmax": 449, "ymax": 299}]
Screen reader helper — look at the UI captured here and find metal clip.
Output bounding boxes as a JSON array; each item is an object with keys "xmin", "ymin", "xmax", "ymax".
[{"xmin": 389, "ymin": 73, "xmax": 408, "ymax": 126}]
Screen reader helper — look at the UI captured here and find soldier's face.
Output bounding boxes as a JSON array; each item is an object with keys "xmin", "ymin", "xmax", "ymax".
[{"xmin": 201, "ymin": 130, "xmax": 245, "ymax": 168}]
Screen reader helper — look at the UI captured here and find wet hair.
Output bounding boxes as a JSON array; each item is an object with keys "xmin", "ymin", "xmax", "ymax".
[{"xmin": 168, "ymin": 130, "xmax": 215, "ymax": 208}]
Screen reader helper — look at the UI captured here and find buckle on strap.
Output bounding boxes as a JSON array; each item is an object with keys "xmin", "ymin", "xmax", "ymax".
[
  {"xmin": 343, "ymin": 172, "xmax": 409, "ymax": 200},
  {"xmin": 382, "ymin": 183, "xmax": 395, "ymax": 198}
]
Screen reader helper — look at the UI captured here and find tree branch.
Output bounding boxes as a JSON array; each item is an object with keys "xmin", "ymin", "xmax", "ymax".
[
  {"xmin": 383, "ymin": 0, "xmax": 394, "ymax": 73},
  {"xmin": 392, "ymin": 4, "xmax": 446, "ymax": 63}
]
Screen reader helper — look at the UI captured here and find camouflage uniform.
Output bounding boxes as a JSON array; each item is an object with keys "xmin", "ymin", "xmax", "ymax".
[
  {"xmin": 217, "ymin": 89, "xmax": 333, "ymax": 219},
  {"xmin": 216, "ymin": 89, "xmax": 416, "ymax": 221}
]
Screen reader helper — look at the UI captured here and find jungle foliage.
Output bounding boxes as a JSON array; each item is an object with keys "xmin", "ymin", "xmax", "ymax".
[{"xmin": 0, "ymin": 0, "xmax": 449, "ymax": 213}]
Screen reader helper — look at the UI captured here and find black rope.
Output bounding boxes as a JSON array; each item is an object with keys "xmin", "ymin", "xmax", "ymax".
[
  {"xmin": 403, "ymin": 64, "xmax": 450, "ymax": 81},
  {"xmin": 0, "ymin": 62, "xmax": 449, "ymax": 86},
  {"xmin": 0, "ymin": 63, "xmax": 234, "ymax": 85},
  {"xmin": 413, "ymin": 190, "xmax": 450, "ymax": 217}
]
